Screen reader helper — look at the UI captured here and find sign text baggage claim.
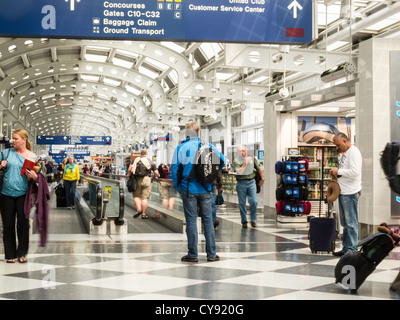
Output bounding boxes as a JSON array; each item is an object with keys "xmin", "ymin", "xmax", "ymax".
[{"xmin": 103, "ymin": 2, "xmax": 161, "ymax": 34}]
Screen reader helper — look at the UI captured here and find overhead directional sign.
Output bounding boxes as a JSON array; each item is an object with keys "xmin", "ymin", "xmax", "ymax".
[
  {"xmin": 0, "ymin": 0, "xmax": 313, "ymax": 44},
  {"xmin": 36, "ymin": 135, "xmax": 71, "ymax": 145},
  {"xmin": 37, "ymin": 135, "xmax": 112, "ymax": 145}
]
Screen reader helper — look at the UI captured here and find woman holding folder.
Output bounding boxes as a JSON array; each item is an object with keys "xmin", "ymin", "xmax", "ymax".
[{"xmin": 0, "ymin": 129, "xmax": 38, "ymax": 263}]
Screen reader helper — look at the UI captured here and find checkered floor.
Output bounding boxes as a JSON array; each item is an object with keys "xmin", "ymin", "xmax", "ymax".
[{"xmin": 0, "ymin": 207, "xmax": 399, "ymax": 301}]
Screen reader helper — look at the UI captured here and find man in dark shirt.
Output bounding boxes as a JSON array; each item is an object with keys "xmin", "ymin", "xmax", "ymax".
[{"xmin": 128, "ymin": 149, "xmax": 159, "ymax": 219}]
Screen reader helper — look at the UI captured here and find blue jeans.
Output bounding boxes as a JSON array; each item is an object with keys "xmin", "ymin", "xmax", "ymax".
[
  {"xmin": 64, "ymin": 180, "xmax": 77, "ymax": 207},
  {"xmin": 216, "ymin": 190, "xmax": 224, "ymax": 205},
  {"xmin": 338, "ymin": 190, "xmax": 362, "ymax": 253},
  {"xmin": 236, "ymin": 179, "xmax": 258, "ymax": 224},
  {"xmin": 180, "ymin": 191, "xmax": 216, "ymax": 258},
  {"xmin": 211, "ymin": 187, "xmax": 217, "ymax": 222}
]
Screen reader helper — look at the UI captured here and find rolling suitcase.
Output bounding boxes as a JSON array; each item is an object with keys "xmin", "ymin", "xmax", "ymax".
[
  {"xmin": 55, "ymin": 184, "xmax": 67, "ymax": 208},
  {"xmin": 309, "ymin": 201, "xmax": 336, "ymax": 253},
  {"xmin": 335, "ymin": 231, "xmax": 399, "ymax": 293}
]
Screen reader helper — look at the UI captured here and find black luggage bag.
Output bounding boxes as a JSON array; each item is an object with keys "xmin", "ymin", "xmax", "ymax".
[
  {"xmin": 335, "ymin": 232, "xmax": 398, "ymax": 293},
  {"xmin": 55, "ymin": 184, "xmax": 67, "ymax": 208},
  {"xmin": 309, "ymin": 201, "xmax": 336, "ymax": 253}
]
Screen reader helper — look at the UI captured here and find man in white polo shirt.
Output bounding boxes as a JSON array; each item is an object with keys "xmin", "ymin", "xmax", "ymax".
[{"xmin": 330, "ymin": 132, "xmax": 362, "ymax": 257}]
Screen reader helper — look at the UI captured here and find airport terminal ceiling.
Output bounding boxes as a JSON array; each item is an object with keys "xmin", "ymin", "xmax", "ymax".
[{"xmin": 0, "ymin": 0, "xmax": 399, "ymax": 153}]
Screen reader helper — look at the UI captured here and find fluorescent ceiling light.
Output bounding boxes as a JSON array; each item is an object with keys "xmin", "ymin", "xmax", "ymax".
[
  {"xmin": 216, "ymin": 72, "xmax": 234, "ymax": 81},
  {"xmin": 250, "ymin": 75, "xmax": 269, "ymax": 84},
  {"xmin": 366, "ymin": 12, "xmax": 400, "ymax": 31},
  {"xmin": 327, "ymin": 40, "xmax": 348, "ymax": 51}
]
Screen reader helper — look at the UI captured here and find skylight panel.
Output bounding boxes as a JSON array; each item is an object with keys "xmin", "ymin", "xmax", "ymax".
[
  {"xmin": 116, "ymin": 49, "xmax": 139, "ymax": 59},
  {"xmin": 81, "ymin": 74, "xmax": 100, "ymax": 82},
  {"xmin": 85, "ymin": 53, "xmax": 107, "ymax": 63},
  {"xmin": 168, "ymin": 69, "xmax": 178, "ymax": 84},
  {"xmin": 113, "ymin": 57, "xmax": 134, "ymax": 69},
  {"xmin": 317, "ymin": 3, "xmax": 341, "ymax": 26},
  {"xmin": 200, "ymin": 43, "xmax": 223, "ymax": 60},
  {"xmin": 104, "ymin": 77, "xmax": 121, "ymax": 87},
  {"xmin": 126, "ymin": 84, "xmax": 142, "ymax": 96},
  {"xmin": 145, "ymin": 57, "xmax": 168, "ymax": 71},
  {"xmin": 160, "ymin": 42, "xmax": 186, "ymax": 53},
  {"xmin": 138, "ymin": 66, "xmax": 159, "ymax": 79}
]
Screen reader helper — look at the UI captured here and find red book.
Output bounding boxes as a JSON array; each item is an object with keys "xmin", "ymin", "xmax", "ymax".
[{"xmin": 20, "ymin": 158, "xmax": 35, "ymax": 176}]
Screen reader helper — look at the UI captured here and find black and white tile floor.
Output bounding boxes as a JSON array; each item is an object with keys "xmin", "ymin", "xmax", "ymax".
[{"xmin": 0, "ymin": 207, "xmax": 399, "ymax": 301}]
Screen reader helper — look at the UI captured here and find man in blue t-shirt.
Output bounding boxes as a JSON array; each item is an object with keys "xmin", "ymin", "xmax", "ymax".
[{"xmin": 171, "ymin": 121, "xmax": 226, "ymax": 263}]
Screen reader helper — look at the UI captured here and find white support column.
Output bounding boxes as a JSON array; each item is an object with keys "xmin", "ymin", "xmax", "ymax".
[
  {"xmin": 224, "ymin": 113, "xmax": 232, "ymax": 158},
  {"xmin": 357, "ymin": 38, "xmax": 400, "ymax": 237},
  {"xmin": 264, "ymin": 102, "xmax": 279, "ymax": 217}
]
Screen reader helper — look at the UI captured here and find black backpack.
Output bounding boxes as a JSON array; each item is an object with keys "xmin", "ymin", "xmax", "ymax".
[
  {"xmin": 188, "ymin": 140, "xmax": 224, "ymax": 192},
  {"xmin": 135, "ymin": 159, "xmax": 150, "ymax": 177},
  {"xmin": 380, "ymin": 142, "xmax": 400, "ymax": 194}
]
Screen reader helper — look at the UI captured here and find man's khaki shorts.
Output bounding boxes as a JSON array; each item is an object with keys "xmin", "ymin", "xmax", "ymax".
[
  {"xmin": 132, "ymin": 176, "xmax": 152, "ymax": 199},
  {"xmin": 158, "ymin": 180, "xmax": 177, "ymax": 200},
  {"xmin": 158, "ymin": 180, "xmax": 170, "ymax": 200}
]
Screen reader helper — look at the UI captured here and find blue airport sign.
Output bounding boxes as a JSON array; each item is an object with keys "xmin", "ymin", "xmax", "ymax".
[
  {"xmin": 51, "ymin": 154, "xmax": 86, "ymax": 163},
  {"xmin": 36, "ymin": 135, "xmax": 71, "ymax": 145},
  {"xmin": 37, "ymin": 135, "xmax": 112, "ymax": 145},
  {"xmin": 0, "ymin": 0, "xmax": 313, "ymax": 44}
]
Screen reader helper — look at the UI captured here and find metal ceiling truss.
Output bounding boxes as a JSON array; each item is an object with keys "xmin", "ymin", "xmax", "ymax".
[
  {"xmin": 0, "ymin": 38, "xmax": 273, "ymax": 142},
  {"xmin": 28, "ymin": 111, "xmax": 115, "ymax": 135},
  {"xmin": 225, "ymin": 44, "xmax": 352, "ymax": 75}
]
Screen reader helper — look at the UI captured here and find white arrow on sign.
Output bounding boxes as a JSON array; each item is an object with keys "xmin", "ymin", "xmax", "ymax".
[
  {"xmin": 287, "ymin": 0, "xmax": 303, "ymax": 19},
  {"xmin": 65, "ymin": 0, "xmax": 81, "ymax": 11}
]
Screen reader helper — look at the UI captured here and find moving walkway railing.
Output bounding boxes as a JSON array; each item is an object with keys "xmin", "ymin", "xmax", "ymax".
[
  {"xmin": 80, "ymin": 174, "xmax": 125, "ymax": 226},
  {"xmin": 96, "ymin": 173, "xmax": 188, "ymax": 233}
]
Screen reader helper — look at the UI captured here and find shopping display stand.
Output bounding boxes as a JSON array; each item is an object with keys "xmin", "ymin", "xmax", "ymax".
[{"xmin": 275, "ymin": 155, "xmax": 311, "ymax": 223}]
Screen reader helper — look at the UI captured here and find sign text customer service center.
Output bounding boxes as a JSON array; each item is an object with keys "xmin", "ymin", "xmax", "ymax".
[{"xmin": 0, "ymin": 0, "xmax": 312, "ymax": 43}]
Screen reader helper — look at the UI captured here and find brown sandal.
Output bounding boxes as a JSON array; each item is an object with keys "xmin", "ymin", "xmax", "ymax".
[
  {"xmin": 141, "ymin": 215, "xmax": 149, "ymax": 219},
  {"xmin": 133, "ymin": 211, "xmax": 142, "ymax": 218},
  {"xmin": 18, "ymin": 257, "xmax": 27, "ymax": 263}
]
